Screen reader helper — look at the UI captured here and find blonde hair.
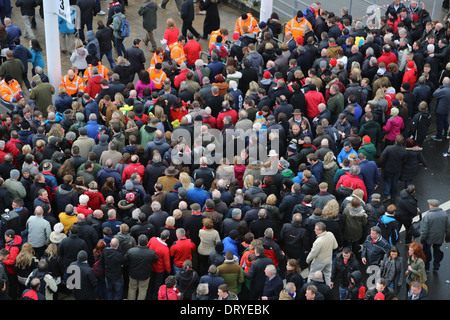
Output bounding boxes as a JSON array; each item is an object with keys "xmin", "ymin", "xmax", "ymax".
[
  {"xmin": 114, "ymin": 93, "xmax": 124, "ymax": 107},
  {"xmin": 74, "ymin": 38, "xmax": 84, "ymax": 49},
  {"xmin": 243, "ymin": 174, "xmax": 254, "ymax": 189},
  {"xmin": 15, "ymin": 243, "xmax": 36, "ymax": 269},
  {"xmin": 165, "ymin": 216, "xmax": 175, "ymax": 228},
  {"xmin": 322, "ymin": 199, "xmax": 340, "ymax": 219},
  {"xmin": 179, "ymin": 172, "xmax": 192, "ymax": 189},
  {"xmin": 22, "ymin": 144, "xmax": 32, "ymax": 155},
  {"xmin": 266, "ymin": 194, "xmax": 277, "ymax": 205},
  {"xmin": 154, "ymin": 105, "xmax": 166, "ymax": 122}
]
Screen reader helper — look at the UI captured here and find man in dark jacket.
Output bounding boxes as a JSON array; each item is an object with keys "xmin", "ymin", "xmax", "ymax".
[
  {"xmin": 126, "ymin": 39, "xmax": 146, "ymax": 83},
  {"xmin": 75, "ymin": 214, "xmax": 99, "ymax": 266},
  {"xmin": 100, "ymin": 237, "xmax": 127, "ymax": 300},
  {"xmin": 58, "ymin": 225, "xmax": 89, "ymax": 275},
  {"xmin": 379, "ymin": 134, "xmax": 407, "ymax": 200},
  {"xmin": 279, "ymin": 213, "xmax": 307, "ymax": 262},
  {"xmin": 125, "ymin": 235, "xmax": 159, "ymax": 300},
  {"xmin": 180, "ymin": 0, "xmax": 200, "ymax": 39},
  {"xmin": 330, "ymin": 247, "xmax": 361, "ymax": 300},
  {"xmin": 244, "ymin": 245, "xmax": 274, "ymax": 300},
  {"xmin": 395, "ymin": 185, "xmax": 419, "ymax": 244},
  {"xmin": 96, "ymin": 20, "xmax": 115, "ymax": 68},
  {"xmin": 76, "ymin": 0, "xmax": 98, "ymax": 43},
  {"xmin": 431, "ymin": 77, "xmax": 450, "ymax": 141},
  {"xmin": 69, "ymin": 250, "xmax": 98, "ymax": 300}
]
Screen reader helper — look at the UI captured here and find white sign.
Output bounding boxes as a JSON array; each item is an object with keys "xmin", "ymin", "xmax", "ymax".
[{"xmin": 55, "ymin": 0, "xmax": 71, "ymax": 22}]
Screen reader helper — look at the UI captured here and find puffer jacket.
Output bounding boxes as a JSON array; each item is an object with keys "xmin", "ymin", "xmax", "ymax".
[
  {"xmin": 342, "ymin": 205, "xmax": 368, "ymax": 242},
  {"xmin": 84, "ymin": 189, "xmax": 106, "ymax": 211}
]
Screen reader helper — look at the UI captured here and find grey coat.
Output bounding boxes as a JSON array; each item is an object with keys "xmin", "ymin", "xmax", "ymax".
[{"xmin": 421, "ymin": 208, "xmax": 450, "ymax": 245}]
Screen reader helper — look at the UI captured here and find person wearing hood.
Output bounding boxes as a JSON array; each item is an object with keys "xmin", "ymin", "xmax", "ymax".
[
  {"xmin": 342, "ymin": 196, "xmax": 368, "ymax": 253},
  {"xmin": 376, "ymin": 204, "xmax": 401, "ymax": 246},
  {"xmin": 69, "ymin": 250, "xmax": 98, "ymax": 300},
  {"xmin": 347, "ymin": 269, "xmax": 366, "ymax": 300},
  {"xmin": 86, "ymin": 29, "xmax": 100, "ymax": 61}
]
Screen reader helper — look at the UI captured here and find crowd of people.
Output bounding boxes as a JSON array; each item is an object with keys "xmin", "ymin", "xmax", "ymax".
[{"xmin": 0, "ymin": 0, "xmax": 449, "ymax": 301}]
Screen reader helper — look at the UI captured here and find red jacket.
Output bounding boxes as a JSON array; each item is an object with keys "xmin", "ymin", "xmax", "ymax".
[
  {"xmin": 121, "ymin": 162, "xmax": 145, "ymax": 184},
  {"xmin": 402, "ymin": 68, "xmax": 417, "ymax": 92},
  {"xmin": 377, "ymin": 52, "xmax": 397, "ymax": 66},
  {"xmin": 76, "ymin": 204, "xmax": 94, "ymax": 216},
  {"xmin": 83, "ymin": 190, "xmax": 105, "ymax": 211},
  {"xmin": 169, "ymin": 237, "xmax": 196, "ymax": 268},
  {"xmin": 2, "ymin": 235, "xmax": 22, "ymax": 274},
  {"xmin": 336, "ymin": 171, "xmax": 367, "ymax": 202},
  {"xmin": 202, "ymin": 114, "xmax": 216, "ymax": 129},
  {"xmin": 184, "ymin": 40, "xmax": 203, "ymax": 66},
  {"xmin": 216, "ymin": 108, "xmax": 238, "ymax": 131},
  {"xmin": 5, "ymin": 137, "xmax": 23, "ymax": 166},
  {"xmin": 85, "ymin": 74, "xmax": 103, "ymax": 99},
  {"xmin": 305, "ymin": 90, "xmax": 325, "ymax": 118},
  {"xmin": 174, "ymin": 69, "xmax": 190, "ymax": 89},
  {"xmin": 148, "ymin": 237, "xmax": 171, "ymax": 273}
]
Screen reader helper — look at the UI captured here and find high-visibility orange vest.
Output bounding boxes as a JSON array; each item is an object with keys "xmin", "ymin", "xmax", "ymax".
[
  {"xmin": 209, "ymin": 29, "xmax": 228, "ymax": 49},
  {"xmin": 148, "ymin": 67, "xmax": 167, "ymax": 90},
  {"xmin": 234, "ymin": 13, "xmax": 259, "ymax": 35},
  {"xmin": 150, "ymin": 52, "xmax": 163, "ymax": 68},
  {"xmin": 83, "ymin": 62, "xmax": 110, "ymax": 83},
  {"xmin": 0, "ymin": 79, "xmax": 21, "ymax": 102},
  {"xmin": 169, "ymin": 42, "xmax": 186, "ymax": 65},
  {"xmin": 60, "ymin": 74, "xmax": 85, "ymax": 96},
  {"xmin": 284, "ymin": 15, "xmax": 312, "ymax": 40}
]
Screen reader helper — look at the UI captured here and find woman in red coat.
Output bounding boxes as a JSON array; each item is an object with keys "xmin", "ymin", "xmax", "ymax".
[
  {"xmin": 84, "ymin": 181, "xmax": 106, "ymax": 211},
  {"xmin": 336, "ymin": 164, "xmax": 368, "ymax": 202}
]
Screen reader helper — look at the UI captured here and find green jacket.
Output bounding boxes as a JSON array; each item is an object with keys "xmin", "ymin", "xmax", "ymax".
[
  {"xmin": 359, "ymin": 120, "xmax": 382, "ymax": 147},
  {"xmin": 138, "ymin": 1, "xmax": 157, "ymax": 31},
  {"xmin": 217, "ymin": 261, "xmax": 245, "ymax": 295},
  {"xmin": 326, "ymin": 92, "xmax": 345, "ymax": 120},
  {"xmin": 358, "ymin": 142, "xmax": 377, "ymax": 161},
  {"xmin": 30, "ymin": 82, "xmax": 55, "ymax": 117}
]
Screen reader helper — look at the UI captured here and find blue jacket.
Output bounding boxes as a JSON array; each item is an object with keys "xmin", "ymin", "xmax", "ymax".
[
  {"xmin": 13, "ymin": 45, "xmax": 32, "ymax": 72},
  {"xmin": 222, "ymin": 236, "xmax": 240, "ymax": 259},
  {"xmin": 28, "ymin": 48, "xmax": 45, "ymax": 69},
  {"xmin": 6, "ymin": 24, "xmax": 21, "ymax": 49},
  {"xmin": 337, "ymin": 147, "xmax": 358, "ymax": 165},
  {"xmin": 358, "ymin": 159, "xmax": 380, "ymax": 194},
  {"xmin": 186, "ymin": 187, "xmax": 210, "ymax": 208},
  {"xmin": 307, "ymin": 159, "xmax": 324, "ymax": 183},
  {"xmin": 84, "ymin": 99, "xmax": 100, "ymax": 120},
  {"xmin": 84, "ymin": 121, "xmax": 100, "ymax": 140},
  {"xmin": 55, "ymin": 93, "xmax": 73, "ymax": 113}
]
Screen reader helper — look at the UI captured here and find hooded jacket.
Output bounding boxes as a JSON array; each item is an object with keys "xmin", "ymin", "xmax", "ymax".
[
  {"xmin": 86, "ymin": 30, "xmax": 100, "ymax": 59},
  {"xmin": 342, "ymin": 205, "xmax": 368, "ymax": 242}
]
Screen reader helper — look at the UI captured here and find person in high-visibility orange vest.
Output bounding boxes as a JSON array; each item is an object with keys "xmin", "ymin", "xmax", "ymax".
[
  {"xmin": 149, "ymin": 48, "xmax": 164, "ymax": 68},
  {"xmin": 285, "ymin": 10, "xmax": 312, "ymax": 41},
  {"xmin": 208, "ymin": 28, "xmax": 229, "ymax": 49},
  {"xmin": 148, "ymin": 63, "xmax": 168, "ymax": 90},
  {"xmin": 83, "ymin": 58, "xmax": 110, "ymax": 83},
  {"xmin": 234, "ymin": 13, "xmax": 259, "ymax": 36},
  {"xmin": 0, "ymin": 74, "xmax": 22, "ymax": 103},
  {"xmin": 60, "ymin": 69, "xmax": 85, "ymax": 97},
  {"xmin": 169, "ymin": 38, "xmax": 186, "ymax": 65}
]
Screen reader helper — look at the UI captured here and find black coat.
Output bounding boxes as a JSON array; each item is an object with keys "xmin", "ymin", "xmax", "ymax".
[
  {"xmin": 180, "ymin": 0, "xmax": 195, "ymax": 22},
  {"xmin": 244, "ymin": 255, "xmax": 273, "ymax": 296},
  {"xmin": 330, "ymin": 252, "xmax": 360, "ymax": 288},
  {"xmin": 130, "ymin": 221, "xmax": 156, "ymax": 243},
  {"xmin": 126, "ymin": 46, "xmax": 146, "ymax": 73},
  {"xmin": 96, "ymin": 26, "xmax": 114, "ymax": 52},
  {"xmin": 395, "ymin": 189, "xmax": 418, "ymax": 223},
  {"xmin": 200, "ymin": 0, "xmax": 220, "ymax": 35},
  {"xmin": 76, "ymin": 221, "xmax": 99, "ymax": 259},
  {"xmin": 279, "ymin": 222, "xmax": 307, "ymax": 259},
  {"xmin": 69, "ymin": 261, "xmax": 97, "ymax": 300},
  {"xmin": 76, "ymin": 0, "xmax": 98, "ymax": 24},
  {"xmin": 125, "ymin": 245, "xmax": 159, "ymax": 280},
  {"xmin": 100, "ymin": 247, "xmax": 126, "ymax": 281},
  {"xmin": 58, "ymin": 234, "xmax": 89, "ymax": 267}
]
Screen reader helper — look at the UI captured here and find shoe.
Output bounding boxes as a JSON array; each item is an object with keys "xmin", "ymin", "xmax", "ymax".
[
  {"xmin": 197, "ymin": 10, "xmax": 206, "ymax": 15},
  {"xmin": 443, "ymin": 152, "xmax": 450, "ymax": 157},
  {"xmin": 432, "ymin": 136, "xmax": 443, "ymax": 141},
  {"xmin": 195, "ymin": 36, "xmax": 201, "ymax": 42},
  {"xmin": 98, "ymin": 10, "xmax": 106, "ymax": 15},
  {"xmin": 158, "ymin": 4, "xmax": 165, "ymax": 9}
]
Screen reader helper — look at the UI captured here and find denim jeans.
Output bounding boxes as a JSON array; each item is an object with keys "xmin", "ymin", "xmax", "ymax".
[
  {"xmin": 383, "ymin": 172, "xmax": 401, "ymax": 199},
  {"xmin": 435, "ymin": 113, "xmax": 449, "ymax": 139},
  {"xmin": 339, "ymin": 286, "xmax": 348, "ymax": 300},
  {"xmin": 105, "ymin": 277, "xmax": 124, "ymax": 300},
  {"xmin": 115, "ymin": 38, "xmax": 126, "ymax": 58},
  {"xmin": 100, "ymin": 50, "xmax": 115, "ymax": 69},
  {"xmin": 423, "ymin": 242, "xmax": 444, "ymax": 270}
]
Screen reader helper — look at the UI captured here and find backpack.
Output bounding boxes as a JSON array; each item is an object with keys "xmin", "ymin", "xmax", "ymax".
[{"xmin": 117, "ymin": 16, "xmax": 130, "ymax": 38}]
